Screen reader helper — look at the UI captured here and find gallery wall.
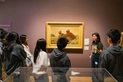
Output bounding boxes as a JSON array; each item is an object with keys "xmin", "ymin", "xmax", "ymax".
[{"xmin": 0, "ymin": 0, "xmax": 123, "ymax": 67}]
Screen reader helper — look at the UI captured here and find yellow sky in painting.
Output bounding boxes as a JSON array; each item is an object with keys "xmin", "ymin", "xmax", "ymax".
[{"xmin": 51, "ymin": 27, "xmax": 79, "ymax": 36}]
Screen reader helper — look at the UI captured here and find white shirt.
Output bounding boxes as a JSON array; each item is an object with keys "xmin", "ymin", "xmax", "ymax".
[
  {"xmin": 22, "ymin": 44, "xmax": 33, "ymax": 62},
  {"xmin": 32, "ymin": 50, "xmax": 49, "ymax": 75}
]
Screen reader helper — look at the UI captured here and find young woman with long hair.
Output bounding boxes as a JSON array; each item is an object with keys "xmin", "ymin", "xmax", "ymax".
[
  {"xmin": 20, "ymin": 34, "xmax": 32, "ymax": 66},
  {"xmin": 4, "ymin": 32, "xmax": 27, "ymax": 82},
  {"xmin": 33, "ymin": 38, "xmax": 49, "ymax": 82},
  {"xmin": 90, "ymin": 32, "xmax": 103, "ymax": 68}
]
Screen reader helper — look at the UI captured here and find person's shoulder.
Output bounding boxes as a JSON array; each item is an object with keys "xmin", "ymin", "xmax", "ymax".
[
  {"xmin": 61, "ymin": 52, "xmax": 68, "ymax": 59},
  {"xmin": 14, "ymin": 44, "xmax": 21, "ymax": 47},
  {"xmin": 50, "ymin": 49, "xmax": 56, "ymax": 54},
  {"xmin": 101, "ymin": 48, "xmax": 111, "ymax": 57},
  {"xmin": 21, "ymin": 44, "xmax": 25, "ymax": 47},
  {"xmin": 39, "ymin": 50, "xmax": 47, "ymax": 55},
  {"xmin": 101, "ymin": 50, "xmax": 108, "ymax": 55},
  {"xmin": 14, "ymin": 44, "xmax": 23, "ymax": 49},
  {"xmin": 98, "ymin": 42, "xmax": 103, "ymax": 45}
]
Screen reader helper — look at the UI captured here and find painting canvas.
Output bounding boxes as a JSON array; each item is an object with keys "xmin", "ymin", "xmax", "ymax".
[{"xmin": 46, "ymin": 22, "xmax": 84, "ymax": 49}]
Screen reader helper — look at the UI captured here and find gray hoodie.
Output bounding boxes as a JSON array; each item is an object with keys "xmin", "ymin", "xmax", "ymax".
[
  {"xmin": 4, "ymin": 43, "xmax": 26, "ymax": 75},
  {"xmin": 99, "ymin": 45, "xmax": 123, "ymax": 82},
  {"xmin": 50, "ymin": 48, "xmax": 71, "ymax": 73}
]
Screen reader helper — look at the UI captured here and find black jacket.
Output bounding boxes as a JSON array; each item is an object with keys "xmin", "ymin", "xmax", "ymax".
[
  {"xmin": 50, "ymin": 48, "xmax": 71, "ymax": 73},
  {"xmin": 4, "ymin": 43, "xmax": 26, "ymax": 75},
  {"xmin": 99, "ymin": 45, "xmax": 123, "ymax": 82}
]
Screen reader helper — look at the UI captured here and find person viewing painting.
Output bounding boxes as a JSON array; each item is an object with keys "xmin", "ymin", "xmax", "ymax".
[
  {"xmin": 3, "ymin": 32, "xmax": 27, "ymax": 82},
  {"xmin": 0, "ymin": 28, "xmax": 5, "ymax": 81},
  {"xmin": 32, "ymin": 38, "xmax": 49, "ymax": 82},
  {"xmin": 20, "ymin": 34, "xmax": 33, "ymax": 67},
  {"xmin": 98, "ymin": 29, "xmax": 123, "ymax": 82},
  {"xmin": 0, "ymin": 30, "xmax": 9, "ymax": 81},
  {"xmin": 50, "ymin": 37, "xmax": 71, "ymax": 82}
]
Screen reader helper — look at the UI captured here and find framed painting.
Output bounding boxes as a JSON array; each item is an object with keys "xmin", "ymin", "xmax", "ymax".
[{"xmin": 46, "ymin": 22, "xmax": 84, "ymax": 49}]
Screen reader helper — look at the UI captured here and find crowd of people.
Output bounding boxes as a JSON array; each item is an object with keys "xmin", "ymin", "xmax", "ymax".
[
  {"xmin": 0, "ymin": 28, "xmax": 123, "ymax": 82},
  {"xmin": 0, "ymin": 28, "xmax": 71, "ymax": 82}
]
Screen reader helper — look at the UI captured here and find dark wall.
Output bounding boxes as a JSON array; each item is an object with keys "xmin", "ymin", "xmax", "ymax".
[{"xmin": 0, "ymin": 0, "xmax": 123, "ymax": 67}]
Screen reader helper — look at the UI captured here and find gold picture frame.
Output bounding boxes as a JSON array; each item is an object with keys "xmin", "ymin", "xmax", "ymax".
[{"xmin": 46, "ymin": 22, "xmax": 84, "ymax": 49}]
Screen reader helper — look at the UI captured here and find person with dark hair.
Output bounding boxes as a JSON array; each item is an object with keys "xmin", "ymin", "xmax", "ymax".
[
  {"xmin": 50, "ymin": 37, "xmax": 71, "ymax": 82},
  {"xmin": 0, "ymin": 30, "xmax": 9, "ymax": 40},
  {"xmin": 32, "ymin": 38, "xmax": 49, "ymax": 82},
  {"xmin": 20, "ymin": 34, "xmax": 32, "ymax": 67},
  {"xmin": 0, "ymin": 28, "xmax": 4, "ymax": 37},
  {"xmin": 0, "ymin": 30, "xmax": 9, "ymax": 81},
  {"xmin": 0, "ymin": 30, "xmax": 9, "ymax": 52},
  {"xmin": 3, "ymin": 32, "xmax": 27, "ymax": 81},
  {"xmin": 99, "ymin": 29, "xmax": 123, "ymax": 82},
  {"xmin": 90, "ymin": 32, "xmax": 103, "ymax": 68},
  {"xmin": 0, "ymin": 28, "xmax": 4, "ymax": 81}
]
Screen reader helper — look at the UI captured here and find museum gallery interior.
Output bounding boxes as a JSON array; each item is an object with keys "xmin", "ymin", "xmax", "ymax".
[{"xmin": 0, "ymin": 0, "xmax": 123, "ymax": 82}]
